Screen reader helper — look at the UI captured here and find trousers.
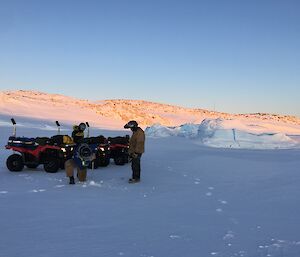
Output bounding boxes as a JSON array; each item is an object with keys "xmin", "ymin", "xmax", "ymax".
[
  {"xmin": 131, "ymin": 153, "xmax": 142, "ymax": 180},
  {"xmin": 65, "ymin": 159, "xmax": 87, "ymax": 182}
]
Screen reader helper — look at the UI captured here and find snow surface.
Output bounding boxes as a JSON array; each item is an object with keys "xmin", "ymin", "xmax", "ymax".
[
  {"xmin": 1, "ymin": 117, "xmax": 300, "ymax": 257},
  {"xmin": 146, "ymin": 119, "xmax": 300, "ymax": 150}
]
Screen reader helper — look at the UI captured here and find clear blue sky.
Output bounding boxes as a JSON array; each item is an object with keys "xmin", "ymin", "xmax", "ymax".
[{"xmin": 0, "ymin": 0, "xmax": 299, "ymax": 117}]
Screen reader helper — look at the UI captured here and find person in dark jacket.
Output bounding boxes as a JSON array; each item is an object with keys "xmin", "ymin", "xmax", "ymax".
[
  {"xmin": 124, "ymin": 120, "xmax": 145, "ymax": 183},
  {"xmin": 65, "ymin": 122, "xmax": 87, "ymax": 184}
]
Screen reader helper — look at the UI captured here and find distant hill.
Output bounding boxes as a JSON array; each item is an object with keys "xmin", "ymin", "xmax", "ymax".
[{"xmin": 0, "ymin": 90, "xmax": 300, "ymax": 130}]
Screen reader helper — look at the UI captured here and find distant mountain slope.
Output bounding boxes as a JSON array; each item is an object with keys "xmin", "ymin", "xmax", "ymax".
[{"xmin": 0, "ymin": 90, "xmax": 300, "ymax": 131}]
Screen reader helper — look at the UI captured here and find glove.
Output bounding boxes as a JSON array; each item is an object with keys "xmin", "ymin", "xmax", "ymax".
[{"xmin": 130, "ymin": 153, "xmax": 138, "ymax": 159}]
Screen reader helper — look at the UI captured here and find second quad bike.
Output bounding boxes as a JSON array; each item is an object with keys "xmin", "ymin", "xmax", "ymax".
[{"xmin": 108, "ymin": 135, "xmax": 130, "ymax": 165}]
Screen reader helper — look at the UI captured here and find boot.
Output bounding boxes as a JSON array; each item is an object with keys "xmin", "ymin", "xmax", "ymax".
[
  {"xmin": 128, "ymin": 178, "xmax": 140, "ymax": 183},
  {"xmin": 69, "ymin": 176, "xmax": 75, "ymax": 184}
]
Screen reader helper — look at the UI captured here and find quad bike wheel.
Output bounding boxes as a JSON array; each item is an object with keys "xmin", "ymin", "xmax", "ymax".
[
  {"xmin": 43, "ymin": 158, "xmax": 60, "ymax": 173},
  {"xmin": 98, "ymin": 158, "xmax": 110, "ymax": 167},
  {"xmin": 114, "ymin": 156, "xmax": 126, "ymax": 165},
  {"xmin": 6, "ymin": 154, "xmax": 24, "ymax": 172}
]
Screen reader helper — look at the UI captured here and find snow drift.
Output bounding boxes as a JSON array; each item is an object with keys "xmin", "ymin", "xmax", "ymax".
[
  {"xmin": 197, "ymin": 119, "xmax": 298, "ymax": 149},
  {"xmin": 146, "ymin": 119, "xmax": 300, "ymax": 149}
]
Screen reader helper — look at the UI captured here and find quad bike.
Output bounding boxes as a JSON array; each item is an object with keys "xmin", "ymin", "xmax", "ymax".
[
  {"xmin": 108, "ymin": 135, "xmax": 130, "ymax": 165},
  {"xmin": 5, "ymin": 119, "xmax": 73, "ymax": 173}
]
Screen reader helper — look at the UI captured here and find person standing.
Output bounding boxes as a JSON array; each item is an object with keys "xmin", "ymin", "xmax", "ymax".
[
  {"xmin": 124, "ymin": 120, "xmax": 145, "ymax": 183},
  {"xmin": 65, "ymin": 122, "xmax": 87, "ymax": 184}
]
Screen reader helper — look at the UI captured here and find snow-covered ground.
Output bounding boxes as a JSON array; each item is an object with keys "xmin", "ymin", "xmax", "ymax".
[{"xmin": 1, "ymin": 116, "xmax": 300, "ymax": 257}]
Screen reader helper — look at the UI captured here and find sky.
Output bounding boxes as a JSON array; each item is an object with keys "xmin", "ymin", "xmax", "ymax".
[{"xmin": 0, "ymin": 0, "xmax": 299, "ymax": 117}]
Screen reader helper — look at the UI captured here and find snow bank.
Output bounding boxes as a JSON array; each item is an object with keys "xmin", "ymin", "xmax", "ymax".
[
  {"xmin": 144, "ymin": 124, "xmax": 177, "ymax": 137},
  {"xmin": 146, "ymin": 119, "xmax": 300, "ymax": 149},
  {"xmin": 145, "ymin": 123, "xmax": 200, "ymax": 138}
]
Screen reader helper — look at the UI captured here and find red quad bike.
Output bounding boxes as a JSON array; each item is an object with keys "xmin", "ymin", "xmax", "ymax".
[
  {"xmin": 5, "ymin": 119, "xmax": 66, "ymax": 173},
  {"xmin": 6, "ymin": 137, "xmax": 62, "ymax": 173},
  {"xmin": 108, "ymin": 135, "xmax": 130, "ymax": 165}
]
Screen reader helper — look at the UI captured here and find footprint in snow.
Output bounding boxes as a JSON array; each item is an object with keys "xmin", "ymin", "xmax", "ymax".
[
  {"xmin": 169, "ymin": 235, "xmax": 181, "ymax": 239},
  {"xmin": 219, "ymin": 200, "xmax": 228, "ymax": 205},
  {"xmin": 237, "ymin": 250, "xmax": 247, "ymax": 256},
  {"xmin": 205, "ymin": 187, "xmax": 215, "ymax": 196},
  {"xmin": 223, "ymin": 231, "xmax": 235, "ymax": 240},
  {"xmin": 29, "ymin": 189, "xmax": 46, "ymax": 193},
  {"xmin": 54, "ymin": 185, "xmax": 65, "ymax": 188},
  {"xmin": 47, "ymin": 178, "xmax": 62, "ymax": 181},
  {"xmin": 89, "ymin": 181, "xmax": 102, "ymax": 187}
]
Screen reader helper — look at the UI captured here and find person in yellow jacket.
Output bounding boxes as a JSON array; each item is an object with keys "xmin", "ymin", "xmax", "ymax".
[{"xmin": 124, "ymin": 120, "xmax": 145, "ymax": 183}]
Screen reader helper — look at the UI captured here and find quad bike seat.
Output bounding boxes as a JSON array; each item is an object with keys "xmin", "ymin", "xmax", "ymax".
[{"xmin": 7, "ymin": 136, "xmax": 37, "ymax": 149}]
